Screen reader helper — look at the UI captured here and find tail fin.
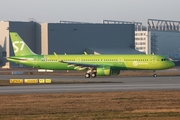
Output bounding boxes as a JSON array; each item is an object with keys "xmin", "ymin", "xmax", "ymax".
[{"xmin": 10, "ymin": 32, "xmax": 36, "ymax": 56}]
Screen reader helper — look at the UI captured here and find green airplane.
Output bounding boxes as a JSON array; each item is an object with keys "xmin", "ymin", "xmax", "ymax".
[{"xmin": 7, "ymin": 32, "xmax": 175, "ymax": 78}]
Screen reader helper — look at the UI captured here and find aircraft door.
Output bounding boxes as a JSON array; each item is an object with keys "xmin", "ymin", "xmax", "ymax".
[
  {"xmin": 33, "ymin": 56, "xmax": 38, "ymax": 65},
  {"xmin": 75, "ymin": 57, "xmax": 81, "ymax": 63},
  {"xmin": 151, "ymin": 56, "xmax": 157, "ymax": 65},
  {"xmin": 118, "ymin": 57, "xmax": 123, "ymax": 65}
]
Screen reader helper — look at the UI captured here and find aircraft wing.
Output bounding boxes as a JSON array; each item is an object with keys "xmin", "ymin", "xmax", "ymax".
[
  {"xmin": 65, "ymin": 62, "xmax": 97, "ymax": 67},
  {"xmin": 54, "ymin": 52, "xmax": 98, "ymax": 70},
  {"xmin": 64, "ymin": 61, "xmax": 98, "ymax": 70}
]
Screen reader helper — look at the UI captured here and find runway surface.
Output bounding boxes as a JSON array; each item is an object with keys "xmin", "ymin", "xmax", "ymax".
[{"xmin": 0, "ymin": 75, "xmax": 180, "ymax": 94}]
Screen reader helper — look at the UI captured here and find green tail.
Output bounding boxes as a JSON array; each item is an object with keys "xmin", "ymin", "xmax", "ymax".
[{"xmin": 10, "ymin": 32, "xmax": 36, "ymax": 56}]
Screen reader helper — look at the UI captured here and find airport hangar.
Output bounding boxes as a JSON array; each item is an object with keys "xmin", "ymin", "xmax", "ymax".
[
  {"xmin": 104, "ymin": 19, "xmax": 180, "ymax": 56},
  {"xmin": 134, "ymin": 19, "xmax": 180, "ymax": 66},
  {"xmin": 105, "ymin": 19, "xmax": 180, "ymax": 66},
  {"xmin": 0, "ymin": 20, "xmax": 137, "ymax": 68},
  {"xmin": 1, "ymin": 19, "xmax": 180, "ymax": 68}
]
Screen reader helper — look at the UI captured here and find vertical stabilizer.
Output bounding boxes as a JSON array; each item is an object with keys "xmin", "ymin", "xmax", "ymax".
[{"xmin": 10, "ymin": 32, "xmax": 36, "ymax": 56}]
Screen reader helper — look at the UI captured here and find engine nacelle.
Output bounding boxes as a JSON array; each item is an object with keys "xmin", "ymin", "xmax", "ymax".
[
  {"xmin": 96, "ymin": 66, "xmax": 121, "ymax": 76},
  {"xmin": 96, "ymin": 66, "xmax": 111, "ymax": 76}
]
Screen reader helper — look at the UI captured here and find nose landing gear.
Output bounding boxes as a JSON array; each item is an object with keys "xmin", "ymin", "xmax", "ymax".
[{"xmin": 153, "ymin": 70, "xmax": 157, "ymax": 78}]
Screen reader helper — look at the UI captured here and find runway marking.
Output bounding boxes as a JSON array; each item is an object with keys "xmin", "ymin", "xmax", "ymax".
[
  {"xmin": 10, "ymin": 79, "xmax": 23, "ymax": 83},
  {"xmin": 0, "ymin": 75, "xmax": 180, "ymax": 94},
  {"xmin": 1, "ymin": 83, "xmax": 180, "ymax": 94}
]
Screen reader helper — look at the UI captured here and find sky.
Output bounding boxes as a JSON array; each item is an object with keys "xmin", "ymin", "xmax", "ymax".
[{"xmin": 0, "ymin": 0, "xmax": 179, "ymax": 25}]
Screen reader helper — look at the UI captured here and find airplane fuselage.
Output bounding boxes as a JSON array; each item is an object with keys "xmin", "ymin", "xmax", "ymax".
[
  {"xmin": 8, "ymin": 32, "xmax": 175, "ymax": 78},
  {"xmin": 8, "ymin": 54, "xmax": 174, "ymax": 70}
]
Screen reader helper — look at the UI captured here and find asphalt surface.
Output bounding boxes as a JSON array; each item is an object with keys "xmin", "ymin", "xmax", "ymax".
[{"xmin": 0, "ymin": 75, "xmax": 180, "ymax": 94}]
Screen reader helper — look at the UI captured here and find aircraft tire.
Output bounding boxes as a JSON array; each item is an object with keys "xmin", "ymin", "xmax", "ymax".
[
  {"xmin": 85, "ymin": 73, "xmax": 90, "ymax": 78},
  {"xmin": 153, "ymin": 74, "xmax": 157, "ymax": 78},
  {"xmin": 91, "ymin": 73, "xmax": 97, "ymax": 78}
]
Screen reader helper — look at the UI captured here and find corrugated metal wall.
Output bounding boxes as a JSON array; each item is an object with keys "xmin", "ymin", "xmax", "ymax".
[
  {"xmin": 46, "ymin": 24, "xmax": 135, "ymax": 54},
  {"xmin": 150, "ymin": 31, "xmax": 180, "ymax": 57}
]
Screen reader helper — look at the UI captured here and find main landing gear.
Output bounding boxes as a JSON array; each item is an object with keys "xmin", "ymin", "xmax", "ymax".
[
  {"xmin": 85, "ymin": 68, "xmax": 97, "ymax": 78},
  {"xmin": 85, "ymin": 72, "xmax": 97, "ymax": 78}
]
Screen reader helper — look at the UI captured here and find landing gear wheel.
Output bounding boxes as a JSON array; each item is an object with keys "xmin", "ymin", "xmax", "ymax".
[
  {"xmin": 91, "ymin": 73, "xmax": 97, "ymax": 78},
  {"xmin": 153, "ymin": 74, "xmax": 157, "ymax": 78},
  {"xmin": 153, "ymin": 70, "xmax": 157, "ymax": 78},
  {"xmin": 85, "ymin": 73, "xmax": 90, "ymax": 78}
]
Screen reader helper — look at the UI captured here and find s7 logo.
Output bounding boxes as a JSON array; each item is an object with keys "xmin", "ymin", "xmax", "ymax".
[{"xmin": 13, "ymin": 41, "xmax": 25, "ymax": 53}]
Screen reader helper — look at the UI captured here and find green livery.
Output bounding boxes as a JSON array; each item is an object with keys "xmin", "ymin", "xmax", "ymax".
[{"xmin": 7, "ymin": 32, "xmax": 175, "ymax": 78}]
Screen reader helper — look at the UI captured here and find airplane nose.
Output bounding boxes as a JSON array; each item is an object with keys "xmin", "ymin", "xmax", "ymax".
[{"xmin": 170, "ymin": 61, "xmax": 175, "ymax": 68}]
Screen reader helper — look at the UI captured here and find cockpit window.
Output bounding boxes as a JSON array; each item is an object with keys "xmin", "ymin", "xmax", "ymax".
[{"xmin": 161, "ymin": 58, "xmax": 168, "ymax": 61}]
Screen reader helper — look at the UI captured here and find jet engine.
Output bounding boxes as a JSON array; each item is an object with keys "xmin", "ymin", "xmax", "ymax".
[
  {"xmin": 96, "ymin": 66, "xmax": 111, "ymax": 76},
  {"xmin": 96, "ymin": 66, "xmax": 120, "ymax": 76}
]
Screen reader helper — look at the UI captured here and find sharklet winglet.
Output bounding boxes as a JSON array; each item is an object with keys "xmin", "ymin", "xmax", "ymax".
[
  {"xmin": 54, "ymin": 52, "xmax": 64, "ymax": 62},
  {"xmin": 84, "ymin": 51, "xmax": 87, "ymax": 55}
]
